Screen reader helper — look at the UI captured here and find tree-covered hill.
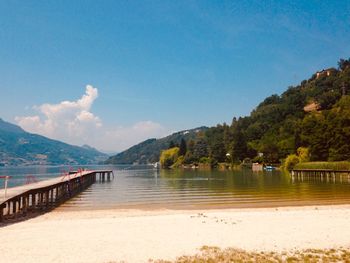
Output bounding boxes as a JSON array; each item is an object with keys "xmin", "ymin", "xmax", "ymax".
[
  {"xmin": 198, "ymin": 58, "xmax": 350, "ymax": 165},
  {"xmin": 109, "ymin": 58, "xmax": 350, "ymax": 167},
  {"xmin": 0, "ymin": 118, "xmax": 108, "ymax": 166},
  {"xmin": 105, "ymin": 127, "xmax": 208, "ymax": 164}
]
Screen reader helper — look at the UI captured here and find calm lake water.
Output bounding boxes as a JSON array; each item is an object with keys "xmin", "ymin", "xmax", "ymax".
[{"xmin": 1, "ymin": 165, "xmax": 350, "ymax": 210}]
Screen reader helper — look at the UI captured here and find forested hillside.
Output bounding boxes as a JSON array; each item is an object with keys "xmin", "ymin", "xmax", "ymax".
[
  {"xmin": 0, "ymin": 118, "xmax": 107, "ymax": 166},
  {"xmin": 165, "ymin": 58, "xmax": 350, "ymax": 166}
]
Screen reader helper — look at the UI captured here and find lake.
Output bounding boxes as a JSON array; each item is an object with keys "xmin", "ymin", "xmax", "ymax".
[{"xmin": 1, "ymin": 165, "xmax": 350, "ymax": 210}]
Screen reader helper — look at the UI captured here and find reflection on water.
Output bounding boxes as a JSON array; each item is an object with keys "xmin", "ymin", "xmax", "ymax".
[{"xmin": 1, "ymin": 165, "xmax": 350, "ymax": 210}]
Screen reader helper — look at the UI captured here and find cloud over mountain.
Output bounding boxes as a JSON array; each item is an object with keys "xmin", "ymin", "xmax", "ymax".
[
  {"xmin": 15, "ymin": 85, "xmax": 167, "ymax": 152},
  {"xmin": 16, "ymin": 85, "xmax": 102, "ymax": 142}
]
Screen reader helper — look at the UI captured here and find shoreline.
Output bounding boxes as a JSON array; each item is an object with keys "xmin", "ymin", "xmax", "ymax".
[
  {"xmin": 1, "ymin": 204, "xmax": 350, "ymax": 262},
  {"xmin": 58, "ymin": 198, "xmax": 350, "ymax": 212}
]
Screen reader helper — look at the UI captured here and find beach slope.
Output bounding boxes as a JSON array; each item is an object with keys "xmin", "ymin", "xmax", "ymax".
[{"xmin": 1, "ymin": 205, "xmax": 350, "ymax": 262}]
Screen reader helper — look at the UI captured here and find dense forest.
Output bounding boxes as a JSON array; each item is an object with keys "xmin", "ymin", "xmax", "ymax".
[{"xmin": 160, "ymin": 58, "xmax": 350, "ymax": 168}]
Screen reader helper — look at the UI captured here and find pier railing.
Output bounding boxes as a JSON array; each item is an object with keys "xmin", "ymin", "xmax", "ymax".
[
  {"xmin": 291, "ymin": 169, "xmax": 350, "ymax": 182},
  {"xmin": 0, "ymin": 170, "xmax": 113, "ymax": 223}
]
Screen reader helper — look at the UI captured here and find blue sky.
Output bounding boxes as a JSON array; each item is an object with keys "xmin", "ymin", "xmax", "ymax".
[{"xmin": 0, "ymin": 1, "xmax": 349, "ymax": 152}]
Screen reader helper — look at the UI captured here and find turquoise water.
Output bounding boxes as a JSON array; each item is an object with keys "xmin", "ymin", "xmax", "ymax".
[{"xmin": 1, "ymin": 165, "xmax": 350, "ymax": 210}]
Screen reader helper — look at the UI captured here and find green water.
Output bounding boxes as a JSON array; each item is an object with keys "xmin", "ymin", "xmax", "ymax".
[
  {"xmin": 59, "ymin": 167, "xmax": 350, "ymax": 210},
  {"xmin": 2, "ymin": 165, "xmax": 349, "ymax": 210}
]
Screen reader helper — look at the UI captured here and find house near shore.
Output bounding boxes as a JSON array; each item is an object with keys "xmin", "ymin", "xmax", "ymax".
[
  {"xmin": 252, "ymin": 163, "xmax": 263, "ymax": 172},
  {"xmin": 315, "ymin": 68, "xmax": 336, "ymax": 79}
]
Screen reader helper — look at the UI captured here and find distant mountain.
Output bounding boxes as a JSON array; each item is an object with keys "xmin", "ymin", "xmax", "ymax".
[
  {"xmin": 0, "ymin": 118, "xmax": 25, "ymax": 134},
  {"xmin": 81, "ymin": 144, "xmax": 103, "ymax": 154},
  {"xmin": 105, "ymin": 127, "xmax": 208, "ymax": 164},
  {"xmin": 0, "ymin": 118, "xmax": 108, "ymax": 166}
]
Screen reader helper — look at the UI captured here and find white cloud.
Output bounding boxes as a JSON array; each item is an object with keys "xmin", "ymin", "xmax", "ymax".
[
  {"xmin": 15, "ymin": 85, "xmax": 168, "ymax": 152},
  {"xmin": 103, "ymin": 121, "xmax": 167, "ymax": 151},
  {"xmin": 16, "ymin": 85, "xmax": 102, "ymax": 142}
]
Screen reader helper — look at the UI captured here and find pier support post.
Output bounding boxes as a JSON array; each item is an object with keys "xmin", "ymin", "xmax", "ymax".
[
  {"xmin": 0, "ymin": 170, "xmax": 113, "ymax": 223},
  {"xmin": 0, "ymin": 205, "xmax": 3, "ymax": 222},
  {"xmin": 12, "ymin": 200, "xmax": 16, "ymax": 217}
]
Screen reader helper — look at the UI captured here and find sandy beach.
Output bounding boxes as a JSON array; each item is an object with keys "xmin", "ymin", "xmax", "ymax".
[{"xmin": 0, "ymin": 205, "xmax": 350, "ymax": 262}]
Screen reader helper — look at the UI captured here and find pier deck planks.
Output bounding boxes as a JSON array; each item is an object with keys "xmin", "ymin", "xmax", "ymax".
[{"xmin": 0, "ymin": 170, "xmax": 113, "ymax": 223}]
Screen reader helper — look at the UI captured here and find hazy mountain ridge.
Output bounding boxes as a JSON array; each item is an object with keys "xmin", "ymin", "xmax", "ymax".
[
  {"xmin": 105, "ymin": 127, "xmax": 208, "ymax": 164},
  {"xmin": 0, "ymin": 118, "xmax": 107, "ymax": 166}
]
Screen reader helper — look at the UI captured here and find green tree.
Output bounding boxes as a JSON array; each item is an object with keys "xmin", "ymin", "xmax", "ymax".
[
  {"xmin": 230, "ymin": 123, "xmax": 248, "ymax": 162},
  {"xmin": 193, "ymin": 137, "xmax": 209, "ymax": 161},
  {"xmin": 168, "ymin": 141, "xmax": 176, "ymax": 149},
  {"xmin": 183, "ymin": 140, "xmax": 195, "ymax": 164},
  {"xmin": 297, "ymin": 147, "xmax": 310, "ymax": 162},
  {"xmin": 160, "ymin": 147, "xmax": 179, "ymax": 168},
  {"xmin": 327, "ymin": 96, "xmax": 350, "ymax": 160},
  {"xmin": 338, "ymin": 58, "xmax": 350, "ymax": 71},
  {"xmin": 179, "ymin": 138, "xmax": 187, "ymax": 156},
  {"xmin": 206, "ymin": 125, "xmax": 226, "ymax": 162},
  {"xmin": 300, "ymin": 114, "xmax": 329, "ymax": 161},
  {"xmin": 260, "ymin": 143, "xmax": 280, "ymax": 163},
  {"xmin": 284, "ymin": 154, "xmax": 300, "ymax": 170}
]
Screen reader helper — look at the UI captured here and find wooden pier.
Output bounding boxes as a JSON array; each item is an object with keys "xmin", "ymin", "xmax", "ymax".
[
  {"xmin": 0, "ymin": 170, "xmax": 113, "ymax": 223},
  {"xmin": 291, "ymin": 169, "xmax": 350, "ymax": 181}
]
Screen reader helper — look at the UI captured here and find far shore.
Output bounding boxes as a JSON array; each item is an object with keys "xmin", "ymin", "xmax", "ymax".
[{"xmin": 1, "ymin": 204, "xmax": 350, "ymax": 262}]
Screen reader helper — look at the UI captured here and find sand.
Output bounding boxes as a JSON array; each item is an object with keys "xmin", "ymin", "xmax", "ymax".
[{"xmin": 1, "ymin": 205, "xmax": 350, "ymax": 263}]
